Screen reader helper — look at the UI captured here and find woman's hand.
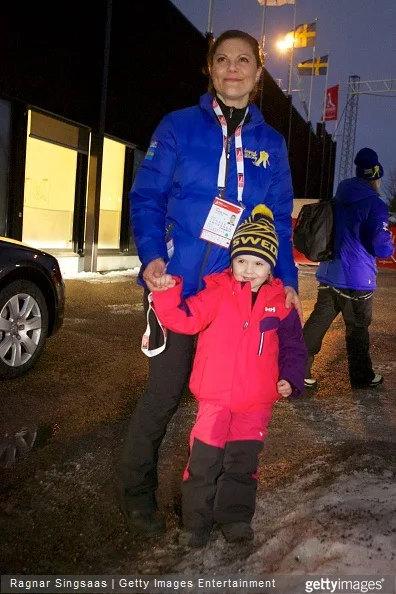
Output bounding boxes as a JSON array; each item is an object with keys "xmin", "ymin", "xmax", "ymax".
[
  {"xmin": 277, "ymin": 379, "xmax": 292, "ymax": 398},
  {"xmin": 284, "ymin": 285, "xmax": 303, "ymax": 325},
  {"xmin": 143, "ymin": 258, "xmax": 169, "ymax": 292}
]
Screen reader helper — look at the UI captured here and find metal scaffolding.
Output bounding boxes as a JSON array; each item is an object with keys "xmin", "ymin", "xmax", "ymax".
[
  {"xmin": 338, "ymin": 75, "xmax": 360, "ymax": 182},
  {"xmin": 338, "ymin": 77, "xmax": 396, "ymax": 183}
]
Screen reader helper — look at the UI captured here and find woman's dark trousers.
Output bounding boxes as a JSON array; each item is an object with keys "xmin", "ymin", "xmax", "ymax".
[
  {"xmin": 303, "ymin": 284, "xmax": 375, "ymax": 386},
  {"xmin": 119, "ymin": 291, "xmax": 195, "ymax": 513}
]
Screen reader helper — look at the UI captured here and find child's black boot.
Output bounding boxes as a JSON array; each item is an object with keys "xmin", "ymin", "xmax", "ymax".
[
  {"xmin": 221, "ymin": 522, "xmax": 254, "ymax": 543},
  {"xmin": 178, "ymin": 527, "xmax": 212, "ymax": 548}
]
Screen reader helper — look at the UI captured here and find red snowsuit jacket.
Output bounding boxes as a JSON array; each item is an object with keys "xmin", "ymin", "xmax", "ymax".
[{"xmin": 152, "ymin": 271, "xmax": 307, "ymax": 413}]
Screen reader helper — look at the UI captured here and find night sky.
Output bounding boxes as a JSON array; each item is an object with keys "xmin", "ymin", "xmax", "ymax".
[{"xmin": 171, "ymin": 0, "xmax": 396, "ymax": 196}]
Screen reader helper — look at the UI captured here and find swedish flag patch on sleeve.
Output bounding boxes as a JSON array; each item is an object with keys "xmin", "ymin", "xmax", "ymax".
[{"xmin": 145, "ymin": 140, "xmax": 158, "ymax": 160}]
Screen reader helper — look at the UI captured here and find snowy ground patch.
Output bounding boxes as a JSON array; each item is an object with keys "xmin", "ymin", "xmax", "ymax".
[
  {"xmin": 135, "ymin": 451, "xmax": 396, "ymax": 579},
  {"xmin": 249, "ymin": 468, "xmax": 396, "ymax": 574},
  {"xmin": 106, "ymin": 304, "xmax": 141, "ymax": 314},
  {"xmin": 62, "ymin": 268, "xmax": 140, "ymax": 281}
]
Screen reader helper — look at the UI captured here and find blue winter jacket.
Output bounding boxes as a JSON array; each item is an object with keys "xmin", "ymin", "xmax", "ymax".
[
  {"xmin": 130, "ymin": 93, "xmax": 297, "ymax": 297},
  {"xmin": 316, "ymin": 177, "xmax": 394, "ymax": 290}
]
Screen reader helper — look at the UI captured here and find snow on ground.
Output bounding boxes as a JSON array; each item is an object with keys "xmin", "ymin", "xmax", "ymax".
[
  {"xmin": 135, "ymin": 453, "xmax": 396, "ymax": 579},
  {"xmin": 106, "ymin": 303, "xmax": 144, "ymax": 314},
  {"xmin": 62, "ymin": 267, "xmax": 140, "ymax": 281}
]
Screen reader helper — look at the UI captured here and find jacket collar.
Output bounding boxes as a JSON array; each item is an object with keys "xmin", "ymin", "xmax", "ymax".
[{"xmin": 199, "ymin": 93, "xmax": 265, "ymax": 131}]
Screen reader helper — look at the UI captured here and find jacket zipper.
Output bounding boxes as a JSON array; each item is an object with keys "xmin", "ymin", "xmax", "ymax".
[
  {"xmin": 197, "ymin": 244, "xmax": 211, "ymax": 291},
  {"xmin": 165, "ymin": 221, "xmax": 174, "ymax": 242},
  {"xmin": 198, "ymin": 132, "xmax": 233, "ymax": 291}
]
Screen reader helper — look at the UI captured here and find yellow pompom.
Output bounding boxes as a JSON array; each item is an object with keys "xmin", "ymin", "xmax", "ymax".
[{"xmin": 252, "ymin": 204, "xmax": 274, "ymax": 221}]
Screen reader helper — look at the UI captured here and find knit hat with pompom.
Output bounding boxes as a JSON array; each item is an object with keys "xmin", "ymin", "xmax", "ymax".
[{"xmin": 230, "ymin": 204, "xmax": 278, "ymax": 269}]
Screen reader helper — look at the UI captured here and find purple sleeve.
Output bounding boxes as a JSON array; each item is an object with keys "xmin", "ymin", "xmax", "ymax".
[{"xmin": 278, "ymin": 307, "xmax": 307, "ymax": 396}]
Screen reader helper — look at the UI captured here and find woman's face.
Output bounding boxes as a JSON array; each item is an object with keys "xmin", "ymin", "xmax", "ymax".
[{"xmin": 210, "ymin": 38, "xmax": 262, "ymax": 108}]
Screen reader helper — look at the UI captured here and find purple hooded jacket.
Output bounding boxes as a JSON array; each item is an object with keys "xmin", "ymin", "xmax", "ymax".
[{"xmin": 316, "ymin": 177, "xmax": 394, "ymax": 291}]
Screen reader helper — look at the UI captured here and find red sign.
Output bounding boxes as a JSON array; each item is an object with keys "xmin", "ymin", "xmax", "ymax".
[{"xmin": 323, "ymin": 84, "xmax": 339, "ymax": 122}]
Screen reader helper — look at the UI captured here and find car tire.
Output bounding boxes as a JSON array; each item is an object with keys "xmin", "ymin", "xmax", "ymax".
[{"xmin": 0, "ymin": 279, "xmax": 49, "ymax": 380}]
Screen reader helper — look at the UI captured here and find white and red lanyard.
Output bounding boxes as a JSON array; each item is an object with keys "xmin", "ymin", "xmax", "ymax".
[
  {"xmin": 141, "ymin": 293, "xmax": 167, "ymax": 357},
  {"xmin": 212, "ymin": 97, "xmax": 249, "ymax": 204}
]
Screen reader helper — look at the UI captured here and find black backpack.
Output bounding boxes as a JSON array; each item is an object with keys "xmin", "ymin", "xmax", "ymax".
[{"xmin": 293, "ymin": 199, "xmax": 334, "ymax": 262}]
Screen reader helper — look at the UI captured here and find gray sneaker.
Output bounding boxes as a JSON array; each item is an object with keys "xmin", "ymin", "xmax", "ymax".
[
  {"xmin": 304, "ymin": 355, "xmax": 316, "ymax": 388},
  {"xmin": 304, "ymin": 377, "xmax": 317, "ymax": 388},
  {"xmin": 370, "ymin": 374, "xmax": 384, "ymax": 387},
  {"xmin": 351, "ymin": 374, "xmax": 384, "ymax": 389}
]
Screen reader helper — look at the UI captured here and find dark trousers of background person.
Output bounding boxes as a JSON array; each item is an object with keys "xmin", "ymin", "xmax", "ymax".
[
  {"xmin": 303, "ymin": 283, "xmax": 375, "ymax": 386},
  {"xmin": 119, "ymin": 290, "xmax": 195, "ymax": 512},
  {"xmin": 181, "ymin": 402, "xmax": 270, "ymax": 532}
]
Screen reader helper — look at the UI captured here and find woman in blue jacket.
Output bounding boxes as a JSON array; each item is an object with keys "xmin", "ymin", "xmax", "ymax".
[
  {"xmin": 119, "ymin": 29, "xmax": 300, "ymax": 536},
  {"xmin": 304, "ymin": 147, "xmax": 394, "ymax": 389}
]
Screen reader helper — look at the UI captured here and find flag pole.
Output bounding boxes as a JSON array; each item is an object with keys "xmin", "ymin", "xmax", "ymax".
[
  {"xmin": 259, "ymin": 0, "xmax": 267, "ymax": 112},
  {"xmin": 307, "ymin": 17, "xmax": 317, "ymax": 123},
  {"xmin": 331, "ymin": 80, "xmax": 341, "ymax": 141},
  {"xmin": 327, "ymin": 79, "xmax": 340, "ymax": 195},
  {"xmin": 287, "ymin": 0, "xmax": 297, "ymax": 153},
  {"xmin": 327, "ymin": 137, "xmax": 335, "ymax": 198},
  {"xmin": 207, "ymin": 0, "xmax": 214, "ymax": 34},
  {"xmin": 321, "ymin": 53, "xmax": 330, "ymax": 124},
  {"xmin": 304, "ymin": 17, "xmax": 317, "ymax": 197},
  {"xmin": 287, "ymin": 0, "xmax": 297, "ymax": 96},
  {"xmin": 319, "ymin": 51, "xmax": 331, "ymax": 199}
]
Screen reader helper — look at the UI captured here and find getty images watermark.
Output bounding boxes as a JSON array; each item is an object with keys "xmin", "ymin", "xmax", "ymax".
[{"xmin": 1, "ymin": 575, "xmax": 395, "ymax": 593}]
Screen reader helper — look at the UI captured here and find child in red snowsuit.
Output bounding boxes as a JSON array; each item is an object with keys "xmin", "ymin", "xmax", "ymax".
[{"xmin": 151, "ymin": 205, "xmax": 307, "ymax": 547}]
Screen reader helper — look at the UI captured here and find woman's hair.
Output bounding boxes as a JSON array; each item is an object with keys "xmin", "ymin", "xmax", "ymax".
[
  {"xmin": 206, "ymin": 30, "xmax": 264, "ymax": 101},
  {"xmin": 362, "ymin": 178, "xmax": 382, "ymax": 194}
]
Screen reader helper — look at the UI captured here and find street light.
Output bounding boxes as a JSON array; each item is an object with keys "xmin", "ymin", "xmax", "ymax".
[
  {"xmin": 276, "ymin": 33, "xmax": 294, "ymax": 52},
  {"xmin": 276, "ymin": 34, "xmax": 294, "ymax": 96}
]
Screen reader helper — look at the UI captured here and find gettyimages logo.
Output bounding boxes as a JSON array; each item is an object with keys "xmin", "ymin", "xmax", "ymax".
[{"xmin": 305, "ymin": 577, "xmax": 386, "ymax": 593}]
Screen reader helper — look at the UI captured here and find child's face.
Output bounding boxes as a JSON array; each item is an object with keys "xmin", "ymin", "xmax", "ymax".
[{"xmin": 232, "ymin": 255, "xmax": 271, "ymax": 292}]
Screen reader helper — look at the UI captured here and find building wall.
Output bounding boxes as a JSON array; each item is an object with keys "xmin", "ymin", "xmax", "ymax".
[
  {"xmin": 259, "ymin": 70, "xmax": 335, "ymax": 199},
  {"xmin": 106, "ymin": 0, "xmax": 208, "ymax": 148},
  {"xmin": 1, "ymin": 0, "xmax": 106, "ymax": 129}
]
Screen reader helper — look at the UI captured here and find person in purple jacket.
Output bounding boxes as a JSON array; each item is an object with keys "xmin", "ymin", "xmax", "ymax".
[{"xmin": 303, "ymin": 148, "xmax": 394, "ymax": 389}]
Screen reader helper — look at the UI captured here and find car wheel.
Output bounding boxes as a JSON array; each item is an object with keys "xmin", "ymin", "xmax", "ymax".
[{"xmin": 0, "ymin": 280, "xmax": 49, "ymax": 379}]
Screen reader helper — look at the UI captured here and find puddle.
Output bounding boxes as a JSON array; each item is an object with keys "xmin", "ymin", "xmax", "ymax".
[{"xmin": 0, "ymin": 423, "xmax": 59, "ymax": 468}]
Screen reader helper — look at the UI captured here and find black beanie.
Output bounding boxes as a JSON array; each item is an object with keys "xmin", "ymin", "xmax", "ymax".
[{"xmin": 354, "ymin": 147, "xmax": 384, "ymax": 180}]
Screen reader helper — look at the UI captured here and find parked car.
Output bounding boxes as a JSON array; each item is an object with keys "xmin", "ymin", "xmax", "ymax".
[{"xmin": 0, "ymin": 236, "xmax": 65, "ymax": 379}]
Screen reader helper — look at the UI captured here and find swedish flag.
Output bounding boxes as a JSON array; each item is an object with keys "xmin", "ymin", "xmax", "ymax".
[
  {"xmin": 297, "ymin": 55, "xmax": 328, "ymax": 76},
  {"xmin": 290, "ymin": 22, "xmax": 316, "ymax": 48}
]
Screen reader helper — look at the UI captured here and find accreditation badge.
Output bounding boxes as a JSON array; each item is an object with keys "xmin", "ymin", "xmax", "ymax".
[{"xmin": 200, "ymin": 198, "xmax": 243, "ymax": 248}]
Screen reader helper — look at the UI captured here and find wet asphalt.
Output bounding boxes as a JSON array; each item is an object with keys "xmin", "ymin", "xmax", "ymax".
[{"xmin": 0, "ymin": 267, "xmax": 395, "ymax": 574}]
